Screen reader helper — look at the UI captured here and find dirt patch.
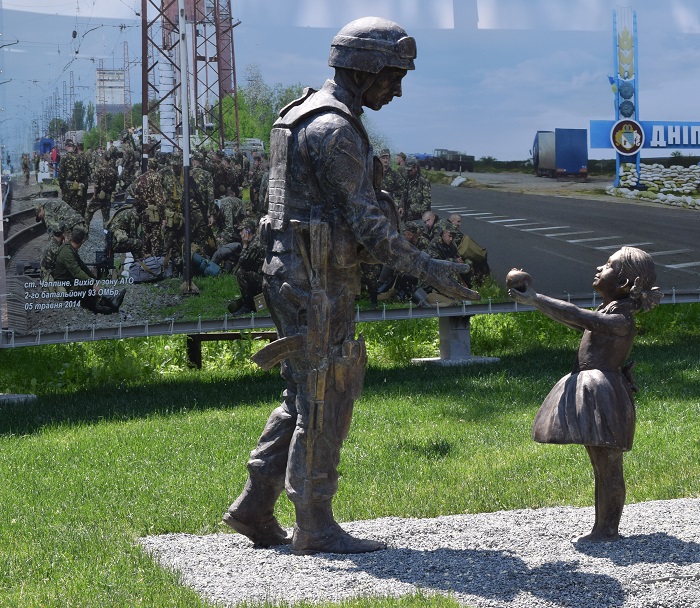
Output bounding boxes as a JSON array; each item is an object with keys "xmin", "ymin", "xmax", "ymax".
[{"xmin": 457, "ymin": 172, "xmax": 615, "ymax": 200}]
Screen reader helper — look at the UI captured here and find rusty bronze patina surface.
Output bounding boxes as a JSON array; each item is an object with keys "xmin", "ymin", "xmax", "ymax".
[
  {"xmin": 224, "ymin": 16, "xmax": 478, "ymax": 555},
  {"xmin": 509, "ymin": 247, "xmax": 662, "ymax": 542}
]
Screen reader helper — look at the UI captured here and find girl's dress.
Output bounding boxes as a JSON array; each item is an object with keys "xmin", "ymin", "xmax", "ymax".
[{"xmin": 532, "ymin": 300, "xmax": 636, "ymax": 451}]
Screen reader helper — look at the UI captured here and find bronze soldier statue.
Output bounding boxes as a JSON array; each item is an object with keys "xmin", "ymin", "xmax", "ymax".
[{"xmin": 223, "ymin": 17, "xmax": 479, "ymax": 555}]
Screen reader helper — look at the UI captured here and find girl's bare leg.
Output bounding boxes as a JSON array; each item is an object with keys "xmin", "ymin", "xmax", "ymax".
[{"xmin": 579, "ymin": 446, "xmax": 625, "ymax": 542}]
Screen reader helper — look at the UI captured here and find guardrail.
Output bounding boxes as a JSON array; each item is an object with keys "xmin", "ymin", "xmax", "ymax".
[{"xmin": 2, "ymin": 288, "xmax": 698, "ymax": 353}]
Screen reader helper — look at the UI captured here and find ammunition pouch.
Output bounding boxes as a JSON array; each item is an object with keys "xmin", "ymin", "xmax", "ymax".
[
  {"xmin": 164, "ymin": 210, "xmax": 183, "ymax": 229},
  {"xmin": 146, "ymin": 204, "xmax": 161, "ymax": 223},
  {"xmin": 331, "ymin": 335, "xmax": 367, "ymax": 401}
]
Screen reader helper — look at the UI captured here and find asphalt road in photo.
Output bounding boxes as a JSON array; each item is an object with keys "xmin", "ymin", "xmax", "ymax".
[{"xmin": 432, "ymin": 184, "xmax": 700, "ymax": 297}]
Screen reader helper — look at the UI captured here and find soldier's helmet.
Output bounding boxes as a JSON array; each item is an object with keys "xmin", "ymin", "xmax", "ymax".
[
  {"xmin": 191, "ymin": 149, "xmax": 204, "ymax": 163},
  {"xmin": 241, "ymin": 217, "xmax": 257, "ymax": 233},
  {"xmin": 328, "ymin": 17, "xmax": 416, "ymax": 74},
  {"xmin": 64, "ymin": 139, "xmax": 74, "ymax": 148},
  {"xmin": 402, "ymin": 221, "xmax": 421, "ymax": 235}
]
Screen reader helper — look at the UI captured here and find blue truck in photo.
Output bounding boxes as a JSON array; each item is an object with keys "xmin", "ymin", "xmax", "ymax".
[{"xmin": 531, "ymin": 129, "xmax": 588, "ymax": 178}]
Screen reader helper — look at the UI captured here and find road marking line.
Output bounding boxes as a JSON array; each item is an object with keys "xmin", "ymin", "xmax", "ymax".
[
  {"xmin": 567, "ymin": 236, "xmax": 621, "ymax": 243},
  {"xmin": 545, "ymin": 231, "xmax": 594, "ymax": 237},
  {"xmin": 502, "ymin": 222, "xmax": 543, "ymax": 228},
  {"xmin": 664, "ymin": 261, "xmax": 700, "ymax": 269},
  {"xmin": 647, "ymin": 249, "xmax": 691, "ymax": 257},
  {"xmin": 594, "ymin": 242, "xmax": 653, "ymax": 250},
  {"xmin": 521, "ymin": 225, "xmax": 570, "ymax": 232},
  {"xmin": 488, "ymin": 218, "xmax": 528, "ymax": 223},
  {"xmin": 460, "ymin": 212, "xmax": 497, "ymax": 217}
]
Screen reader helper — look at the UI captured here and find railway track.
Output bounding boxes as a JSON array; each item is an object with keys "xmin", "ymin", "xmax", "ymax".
[{"xmin": 4, "ymin": 207, "xmax": 45, "ymax": 262}]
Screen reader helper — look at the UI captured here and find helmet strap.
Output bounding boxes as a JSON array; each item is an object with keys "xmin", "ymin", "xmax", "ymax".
[{"xmin": 335, "ymin": 68, "xmax": 375, "ymax": 115}]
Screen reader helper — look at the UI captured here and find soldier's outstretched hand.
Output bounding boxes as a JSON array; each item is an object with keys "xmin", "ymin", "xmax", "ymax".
[{"xmin": 421, "ymin": 257, "xmax": 480, "ymax": 302}]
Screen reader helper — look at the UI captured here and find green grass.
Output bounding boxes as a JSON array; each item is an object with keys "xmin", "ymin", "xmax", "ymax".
[
  {"xmin": 158, "ymin": 274, "xmax": 246, "ymax": 321},
  {"xmin": 0, "ymin": 304, "xmax": 698, "ymax": 606}
]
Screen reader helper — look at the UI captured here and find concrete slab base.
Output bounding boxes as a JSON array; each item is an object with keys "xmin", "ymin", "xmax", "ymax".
[{"xmin": 0, "ymin": 393, "xmax": 37, "ymax": 403}]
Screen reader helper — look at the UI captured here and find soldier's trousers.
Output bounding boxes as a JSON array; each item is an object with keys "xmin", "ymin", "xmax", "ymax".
[
  {"xmin": 245, "ymin": 274, "xmax": 366, "ymax": 509},
  {"xmin": 85, "ymin": 197, "xmax": 112, "ymax": 225},
  {"xmin": 235, "ymin": 269, "xmax": 263, "ymax": 308}
]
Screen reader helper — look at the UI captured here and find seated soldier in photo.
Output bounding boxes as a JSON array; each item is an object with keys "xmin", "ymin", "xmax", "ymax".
[
  {"xmin": 52, "ymin": 228, "xmax": 126, "ymax": 315},
  {"xmin": 226, "ymin": 218, "xmax": 265, "ymax": 316},
  {"xmin": 377, "ymin": 221, "xmax": 429, "ymax": 303},
  {"xmin": 209, "ymin": 196, "xmax": 247, "ymax": 271},
  {"xmin": 40, "ymin": 226, "xmax": 67, "ymax": 281},
  {"xmin": 448, "ymin": 213, "xmax": 490, "ymax": 284}
]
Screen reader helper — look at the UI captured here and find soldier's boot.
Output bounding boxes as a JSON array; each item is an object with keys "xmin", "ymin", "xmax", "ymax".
[
  {"xmin": 291, "ymin": 500, "xmax": 386, "ymax": 556},
  {"xmin": 412, "ymin": 287, "xmax": 432, "ymax": 308},
  {"xmin": 223, "ymin": 476, "xmax": 290, "ymax": 547}
]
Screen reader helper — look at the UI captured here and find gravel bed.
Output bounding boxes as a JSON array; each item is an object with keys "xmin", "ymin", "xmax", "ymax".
[{"xmin": 139, "ymin": 498, "xmax": 700, "ymax": 608}]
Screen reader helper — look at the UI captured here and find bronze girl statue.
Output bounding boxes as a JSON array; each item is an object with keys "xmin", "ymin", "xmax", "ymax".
[{"xmin": 509, "ymin": 247, "xmax": 662, "ymax": 541}]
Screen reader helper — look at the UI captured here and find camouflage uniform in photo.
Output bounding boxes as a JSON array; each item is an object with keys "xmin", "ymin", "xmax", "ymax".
[
  {"xmin": 132, "ymin": 168, "xmax": 168, "ymax": 256},
  {"xmin": 235, "ymin": 151, "xmax": 250, "ymax": 187},
  {"xmin": 228, "ymin": 159, "xmax": 244, "ymax": 196},
  {"xmin": 402, "ymin": 170, "xmax": 431, "ymax": 221},
  {"xmin": 248, "ymin": 162, "xmax": 265, "ymax": 222},
  {"xmin": 40, "ymin": 235, "xmax": 64, "ymax": 280},
  {"xmin": 212, "ymin": 155, "xmax": 230, "ymax": 198},
  {"xmin": 106, "ymin": 203, "xmax": 143, "ymax": 256},
  {"xmin": 58, "ymin": 147, "xmax": 90, "ymax": 217},
  {"xmin": 427, "ymin": 229, "xmax": 473, "ymax": 289},
  {"xmin": 259, "ymin": 169, "xmax": 269, "ymax": 214},
  {"xmin": 119, "ymin": 139, "xmax": 138, "ymax": 192},
  {"xmin": 210, "ymin": 196, "xmax": 246, "ymax": 267},
  {"xmin": 235, "ymin": 231, "xmax": 266, "ymax": 310},
  {"xmin": 452, "ymin": 225, "xmax": 490, "ymax": 285},
  {"xmin": 431, "ymin": 217, "xmax": 452, "ymax": 243},
  {"xmin": 21, "ymin": 154, "xmax": 30, "ymax": 184},
  {"xmin": 189, "ymin": 161, "xmax": 217, "ymax": 255},
  {"xmin": 380, "ymin": 165, "xmax": 404, "ymax": 201},
  {"xmin": 159, "ymin": 162, "xmax": 185, "ymax": 267},
  {"xmin": 427, "ymin": 233, "xmax": 461, "ymax": 262},
  {"xmin": 39, "ymin": 199, "xmax": 88, "ymax": 241},
  {"xmin": 86, "ymin": 149, "xmax": 119, "ymax": 225}
]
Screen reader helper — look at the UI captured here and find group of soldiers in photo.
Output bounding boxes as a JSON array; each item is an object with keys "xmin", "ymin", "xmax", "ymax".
[
  {"xmin": 361, "ymin": 147, "xmax": 490, "ymax": 308},
  {"xmin": 35, "ymin": 131, "xmax": 268, "ymax": 316},
  {"xmin": 32, "ymin": 127, "xmax": 490, "ymax": 317},
  {"xmin": 32, "ymin": 129, "xmax": 490, "ymax": 316}
]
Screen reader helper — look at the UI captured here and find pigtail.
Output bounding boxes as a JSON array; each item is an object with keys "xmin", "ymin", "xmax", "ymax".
[{"xmin": 629, "ymin": 276, "xmax": 663, "ymax": 312}]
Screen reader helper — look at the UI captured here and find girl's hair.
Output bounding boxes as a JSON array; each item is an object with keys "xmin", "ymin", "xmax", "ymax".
[{"xmin": 618, "ymin": 247, "xmax": 663, "ymax": 312}]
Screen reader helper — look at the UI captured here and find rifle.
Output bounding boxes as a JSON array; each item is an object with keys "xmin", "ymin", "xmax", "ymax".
[
  {"xmin": 251, "ymin": 207, "xmax": 331, "ymax": 496},
  {"xmin": 303, "ymin": 207, "xmax": 331, "ymax": 494}
]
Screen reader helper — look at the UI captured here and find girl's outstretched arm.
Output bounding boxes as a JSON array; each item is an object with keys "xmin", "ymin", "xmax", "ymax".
[{"xmin": 509, "ymin": 286, "xmax": 629, "ymax": 335}]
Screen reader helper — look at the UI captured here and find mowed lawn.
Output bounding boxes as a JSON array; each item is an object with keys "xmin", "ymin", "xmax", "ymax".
[{"xmin": 0, "ymin": 304, "xmax": 698, "ymax": 607}]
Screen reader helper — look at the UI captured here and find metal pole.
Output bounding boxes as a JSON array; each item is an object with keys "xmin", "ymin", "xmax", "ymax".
[
  {"xmin": 141, "ymin": 0, "xmax": 149, "ymax": 173},
  {"xmin": 0, "ymin": 168, "xmax": 8, "ymax": 329},
  {"xmin": 178, "ymin": 0, "xmax": 193, "ymax": 290}
]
